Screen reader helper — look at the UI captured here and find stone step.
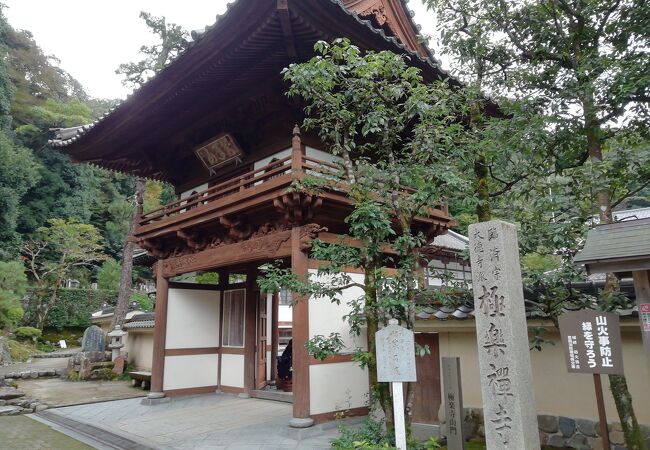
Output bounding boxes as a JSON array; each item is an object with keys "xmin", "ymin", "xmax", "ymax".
[
  {"xmin": 0, "ymin": 405, "xmax": 23, "ymax": 415},
  {"xmin": 0, "ymin": 387, "xmax": 25, "ymax": 400},
  {"xmin": 251, "ymin": 389, "xmax": 293, "ymax": 403},
  {"xmin": 32, "ymin": 352, "xmax": 76, "ymax": 359}
]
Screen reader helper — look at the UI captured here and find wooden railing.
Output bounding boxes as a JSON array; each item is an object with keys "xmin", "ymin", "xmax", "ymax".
[
  {"xmin": 137, "ymin": 145, "xmax": 448, "ymax": 228},
  {"xmin": 138, "ymin": 155, "xmax": 295, "ymax": 227}
]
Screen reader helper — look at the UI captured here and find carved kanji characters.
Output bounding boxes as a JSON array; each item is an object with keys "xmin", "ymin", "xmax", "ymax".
[{"xmin": 478, "ymin": 285, "xmax": 506, "ymax": 317}]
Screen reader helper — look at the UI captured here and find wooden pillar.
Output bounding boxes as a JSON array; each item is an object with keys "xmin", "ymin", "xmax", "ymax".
[
  {"xmin": 632, "ymin": 269, "xmax": 650, "ymax": 360},
  {"xmin": 290, "ymin": 226, "xmax": 313, "ymax": 427},
  {"xmin": 271, "ymin": 292, "xmax": 279, "ymax": 381},
  {"xmin": 148, "ymin": 262, "xmax": 169, "ymax": 399},
  {"xmin": 243, "ymin": 266, "xmax": 258, "ymax": 396},
  {"xmin": 217, "ymin": 269, "xmax": 227, "ymax": 390},
  {"xmin": 291, "ymin": 125, "xmax": 305, "ymax": 172}
]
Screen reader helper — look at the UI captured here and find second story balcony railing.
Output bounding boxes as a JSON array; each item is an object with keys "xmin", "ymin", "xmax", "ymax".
[{"xmin": 134, "ymin": 130, "xmax": 450, "ymax": 243}]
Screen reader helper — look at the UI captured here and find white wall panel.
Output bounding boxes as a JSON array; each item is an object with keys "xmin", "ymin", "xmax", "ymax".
[
  {"xmin": 163, "ymin": 354, "xmax": 218, "ymax": 391},
  {"xmin": 166, "ymin": 288, "xmax": 220, "ymax": 349},
  {"xmin": 220, "ymin": 354, "xmax": 245, "ymax": 388},
  {"xmin": 308, "ymin": 271, "xmax": 367, "ymax": 351},
  {"xmin": 310, "ymin": 362, "xmax": 369, "ymax": 415}
]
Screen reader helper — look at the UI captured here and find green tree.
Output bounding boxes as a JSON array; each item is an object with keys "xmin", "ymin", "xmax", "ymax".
[
  {"xmin": 0, "ymin": 133, "xmax": 40, "ymax": 258},
  {"xmin": 110, "ymin": 11, "xmax": 188, "ymax": 330},
  {"xmin": 96, "ymin": 259, "xmax": 122, "ymax": 291},
  {"xmin": 0, "ymin": 260, "xmax": 28, "ymax": 330},
  {"xmin": 425, "ymin": 0, "xmax": 649, "ymax": 447},
  {"xmin": 22, "ymin": 218, "xmax": 107, "ymax": 329},
  {"xmin": 260, "ymin": 39, "xmax": 467, "ymax": 437}
]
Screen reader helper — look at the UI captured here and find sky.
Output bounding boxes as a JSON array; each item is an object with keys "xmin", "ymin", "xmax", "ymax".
[{"xmin": 3, "ymin": 1, "xmax": 442, "ymax": 100}]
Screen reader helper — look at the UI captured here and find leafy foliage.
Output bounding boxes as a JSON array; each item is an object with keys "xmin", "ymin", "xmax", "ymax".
[
  {"xmin": 22, "ymin": 288, "xmax": 117, "ymax": 330},
  {"xmin": 22, "ymin": 218, "xmax": 107, "ymax": 328},
  {"xmin": 13, "ymin": 326, "xmax": 41, "ymax": 341},
  {"xmin": 129, "ymin": 292, "xmax": 154, "ymax": 311},
  {"xmin": 0, "ymin": 260, "xmax": 28, "ymax": 329},
  {"xmin": 116, "ymin": 11, "xmax": 189, "ymax": 88},
  {"xmin": 304, "ymin": 333, "xmax": 345, "ymax": 361},
  {"xmin": 425, "ymin": 0, "xmax": 650, "ymax": 446},
  {"xmin": 268, "ymin": 38, "xmax": 476, "ymax": 436},
  {"xmin": 96, "ymin": 259, "xmax": 122, "ymax": 290}
]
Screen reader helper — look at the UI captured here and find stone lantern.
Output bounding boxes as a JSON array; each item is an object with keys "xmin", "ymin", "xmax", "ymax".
[{"xmin": 107, "ymin": 325, "xmax": 127, "ymax": 361}]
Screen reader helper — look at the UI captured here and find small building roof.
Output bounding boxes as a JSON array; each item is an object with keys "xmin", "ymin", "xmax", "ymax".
[
  {"xmin": 431, "ymin": 230, "xmax": 468, "ymax": 252},
  {"xmin": 574, "ymin": 218, "xmax": 650, "ymax": 274}
]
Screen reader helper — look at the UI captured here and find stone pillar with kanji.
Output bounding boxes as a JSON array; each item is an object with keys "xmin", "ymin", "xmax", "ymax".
[{"xmin": 468, "ymin": 220, "xmax": 540, "ymax": 449}]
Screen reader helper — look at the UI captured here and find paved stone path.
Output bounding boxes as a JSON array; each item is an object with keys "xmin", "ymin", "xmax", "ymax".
[
  {"xmin": 0, "ymin": 415, "xmax": 93, "ymax": 450},
  {"xmin": 17, "ymin": 377, "xmax": 146, "ymax": 407},
  {"xmin": 45, "ymin": 393, "xmax": 351, "ymax": 449}
]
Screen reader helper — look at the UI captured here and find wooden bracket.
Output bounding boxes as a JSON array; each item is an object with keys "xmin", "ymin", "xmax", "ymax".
[{"xmin": 274, "ymin": 192, "xmax": 322, "ymax": 225}]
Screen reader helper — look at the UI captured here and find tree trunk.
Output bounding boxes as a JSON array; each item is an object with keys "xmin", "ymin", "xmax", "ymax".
[
  {"xmin": 582, "ymin": 91, "xmax": 646, "ymax": 450},
  {"xmin": 35, "ymin": 287, "xmax": 58, "ymax": 330},
  {"xmin": 110, "ymin": 178, "xmax": 145, "ymax": 330},
  {"xmin": 609, "ymin": 375, "xmax": 647, "ymax": 450},
  {"xmin": 364, "ymin": 262, "xmax": 395, "ymax": 433},
  {"xmin": 474, "ymin": 156, "xmax": 491, "ymax": 222}
]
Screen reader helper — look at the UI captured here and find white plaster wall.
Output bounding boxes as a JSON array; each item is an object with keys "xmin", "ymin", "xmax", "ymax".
[
  {"xmin": 166, "ymin": 288, "xmax": 220, "ymax": 349},
  {"xmin": 308, "ymin": 270, "xmax": 367, "ymax": 351},
  {"xmin": 125, "ymin": 331, "xmax": 153, "ymax": 371},
  {"xmin": 162, "ymin": 354, "xmax": 219, "ymax": 391},
  {"xmin": 254, "ymin": 148, "xmax": 291, "ymax": 170},
  {"xmin": 310, "ymin": 362, "xmax": 369, "ymax": 415},
  {"xmin": 180, "ymin": 183, "xmax": 208, "ymax": 199},
  {"xmin": 305, "ymin": 146, "xmax": 342, "ymax": 165},
  {"xmin": 279, "ymin": 305, "xmax": 292, "ymax": 323},
  {"xmin": 431, "ymin": 326, "xmax": 650, "ymax": 425},
  {"xmin": 220, "ymin": 354, "xmax": 245, "ymax": 388}
]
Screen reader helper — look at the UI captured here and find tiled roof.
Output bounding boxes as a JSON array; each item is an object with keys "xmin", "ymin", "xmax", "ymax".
[
  {"xmin": 48, "ymin": 0, "xmax": 456, "ymax": 149},
  {"xmin": 417, "ymin": 279, "xmax": 638, "ymax": 321},
  {"xmin": 432, "ymin": 230, "xmax": 468, "ymax": 252},
  {"xmin": 123, "ymin": 312, "xmax": 156, "ymax": 330},
  {"xmin": 574, "ymin": 218, "xmax": 650, "ymax": 264}
]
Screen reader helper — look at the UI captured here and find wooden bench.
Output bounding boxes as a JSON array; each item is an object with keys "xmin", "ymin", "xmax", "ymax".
[{"xmin": 129, "ymin": 371, "xmax": 152, "ymax": 390}]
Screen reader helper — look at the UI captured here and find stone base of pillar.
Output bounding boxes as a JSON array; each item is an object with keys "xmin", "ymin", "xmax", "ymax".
[
  {"xmin": 237, "ymin": 392, "xmax": 251, "ymax": 399},
  {"xmin": 141, "ymin": 391, "xmax": 170, "ymax": 405},
  {"xmin": 289, "ymin": 417, "xmax": 314, "ymax": 428}
]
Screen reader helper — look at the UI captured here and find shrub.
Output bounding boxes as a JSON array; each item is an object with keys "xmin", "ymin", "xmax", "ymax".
[
  {"xmin": 23, "ymin": 288, "xmax": 117, "ymax": 329},
  {"xmin": 14, "ymin": 326, "xmax": 42, "ymax": 341},
  {"xmin": 129, "ymin": 292, "xmax": 154, "ymax": 311},
  {"xmin": 7, "ymin": 339, "xmax": 33, "ymax": 361},
  {"xmin": 331, "ymin": 417, "xmax": 395, "ymax": 449}
]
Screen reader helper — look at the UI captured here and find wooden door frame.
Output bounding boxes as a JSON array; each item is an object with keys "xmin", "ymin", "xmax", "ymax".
[{"xmin": 256, "ymin": 291, "xmax": 269, "ymax": 389}]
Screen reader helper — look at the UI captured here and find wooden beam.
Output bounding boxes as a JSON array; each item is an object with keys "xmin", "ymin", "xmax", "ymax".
[
  {"xmin": 277, "ymin": 0, "xmax": 298, "ymax": 59},
  {"xmin": 161, "ymin": 229, "xmax": 293, "ymax": 277}
]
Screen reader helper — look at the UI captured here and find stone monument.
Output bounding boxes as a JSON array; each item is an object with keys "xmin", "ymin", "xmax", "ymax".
[
  {"xmin": 81, "ymin": 325, "xmax": 105, "ymax": 352},
  {"xmin": 468, "ymin": 220, "xmax": 540, "ymax": 449}
]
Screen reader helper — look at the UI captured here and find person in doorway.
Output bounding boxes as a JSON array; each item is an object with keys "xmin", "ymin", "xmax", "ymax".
[{"xmin": 277, "ymin": 339, "xmax": 292, "ymax": 381}]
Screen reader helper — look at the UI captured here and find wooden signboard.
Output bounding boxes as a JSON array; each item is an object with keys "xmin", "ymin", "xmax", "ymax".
[
  {"xmin": 194, "ymin": 133, "xmax": 244, "ymax": 172},
  {"xmin": 442, "ymin": 357, "xmax": 465, "ymax": 450},
  {"xmin": 559, "ymin": 310, "xmax": 624, "ymax": 376},
  {"xmin": 559, "ymin": 310, "xmax": 625, "ymax": 449}
]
